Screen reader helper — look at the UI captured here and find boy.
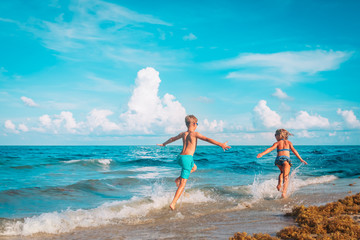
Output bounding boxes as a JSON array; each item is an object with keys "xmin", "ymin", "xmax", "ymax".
[{"xmin": 157, "ymin": 115, "xmax": 230, "ymax": 210}]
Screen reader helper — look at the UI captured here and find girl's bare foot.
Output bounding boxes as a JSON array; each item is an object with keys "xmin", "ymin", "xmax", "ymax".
[
  {"xmin": 175, "ymin": 177, "xmax": 181, "ymax": 187},
  {"xmin": 169, "ymin": 203, "xmax": 175, "ymax": 210},
  {"xmin": 276, "ymin": 184, "xmax": 282, "ymax": 191},
  {"xmin": 281, "ymin": 192, "xmax": 287, "ymax": 198}
]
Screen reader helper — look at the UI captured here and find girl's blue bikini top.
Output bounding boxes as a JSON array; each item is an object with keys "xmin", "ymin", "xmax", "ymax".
[{"xmin": 277, "ymin": 139, "xmax": 290, "ymax": 152}]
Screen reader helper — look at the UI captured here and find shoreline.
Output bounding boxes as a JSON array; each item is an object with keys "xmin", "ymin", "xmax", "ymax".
[{"xmin": 230, "ymin": 192, "xmax": 360, "ymax": 240}]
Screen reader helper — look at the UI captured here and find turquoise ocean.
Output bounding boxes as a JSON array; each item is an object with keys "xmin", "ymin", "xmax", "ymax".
[{"xmin": 0, "ymin": 145, "xmax": 359, "ymax": 239}]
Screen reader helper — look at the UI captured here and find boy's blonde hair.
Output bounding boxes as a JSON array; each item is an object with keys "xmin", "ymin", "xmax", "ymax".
[
  {"xmin": 275, "ymin": 129, "xmax": 293, "ymax": 140},
  {"xmin": 185, "ymin": 115, "xmax": 198, "ymax": 127}
]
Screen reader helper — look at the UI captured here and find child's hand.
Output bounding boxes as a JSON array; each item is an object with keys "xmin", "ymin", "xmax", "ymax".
[
  {"xmin": 257, "ymin": 153, "xmax": 263, "ymax": 158},
  {"xmin": 221, "ymin": 141, "xmax": 231, "ymax": 151},
  {"xmin": 157, "ymin": 144, "xmax": 165, "ymax": 147},
  {"xmin": 301, "ymin": 160, "xmax": 308, "ymax": 165}
]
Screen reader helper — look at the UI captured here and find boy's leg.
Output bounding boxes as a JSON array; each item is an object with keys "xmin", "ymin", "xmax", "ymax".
[
  {"xmin": 281, "ymin": 162, "xmax": 291, "ymax": 198},
  {"xmin": 276, "ymin": 165, "xmax": 283, "ymax": 191},
  {"xmin": 170, "ymin": 178, "xmax": 188, "ymax": 210},
  {"xmin": 175, "ymin": 176, "xmax": 181, "ymax": 187},
  {"xmin": 190, "ymin": 164, "xmax": 197, "ymax": 173}
]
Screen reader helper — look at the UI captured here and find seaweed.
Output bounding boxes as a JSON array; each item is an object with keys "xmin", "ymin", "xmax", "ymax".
[
  {"xmin": 230, "ymin": 193, "xmax": 360, "ymax": 240},
  {"xmin": 230, "ymin": 232, "xmax": 279, "ymax": 240}
]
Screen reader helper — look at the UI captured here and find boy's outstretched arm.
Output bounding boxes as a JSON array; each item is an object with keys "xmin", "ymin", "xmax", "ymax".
[
  {"xmin": 257, "ymin": 143, "xmax": 278, "ymax": 158},
  {"xmin": 195, "ymin": 132, "xmax": 231, "ymax": 151},
  {"xmin": 157, "ymin": 133, "xmax": 183, "ymax": 147},
  {"xmin": 289, "ymin": 142, "xmax": 308, "ymax": 165}
]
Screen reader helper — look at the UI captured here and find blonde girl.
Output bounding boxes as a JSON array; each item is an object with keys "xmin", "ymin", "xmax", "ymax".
[{"xmin": 257, "ymin": 129, "xmax": 308, "ymax": 198}]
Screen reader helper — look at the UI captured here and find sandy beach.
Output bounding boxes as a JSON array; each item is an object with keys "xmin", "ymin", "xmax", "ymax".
[
  {"xmin": 1, "ymin": 182, "xmax": 358, "ymax": 240},
  {"xmin": 231, "ymin": 192, "xmax": 360, "ymax": 240}
]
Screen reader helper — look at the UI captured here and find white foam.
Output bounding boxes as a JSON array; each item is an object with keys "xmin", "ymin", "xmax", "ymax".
[
  {"xmin": 288, "ymin": 175, "xmax": 338, "ymax": 194},
  {"xmin": 64, "ymin": 159, "xmax": 81, "ymax": 164},
  {"xmin": 250, "ymin": 177, "xmax": 280, "ymax": 200},
  {"xmin": 97, "ymin": 159, "xmax": 111, "ymax": 165},
  {"xmin": 0, "ymin": 185, "xmax": 215, "ymax": 236},
  {"xmin": 131, "ymin": 166, "xmax": 172, "ymax": 179},
  {"xmin": 63, "ymin": 159, "xmax": 112, "ymax": 165},
  {"xmin": 249, "ymin": 174, "xmax": 338, "ymax": 200},
  {"xmin": 171, "ymin": 212, "xmax": 184, "ymax": 220},
  {"xmin": 131, "ymin": 167, "xmax": 159, "ymax": 172},
  {"xmin": 136, "ymin": 172, "xmax": 160, "ymax": 179}
]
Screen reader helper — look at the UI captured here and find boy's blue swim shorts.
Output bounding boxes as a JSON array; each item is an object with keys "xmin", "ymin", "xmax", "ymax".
[{"xmin": 177, "ymin": 155, "xmax": 194, "ymax": 179}]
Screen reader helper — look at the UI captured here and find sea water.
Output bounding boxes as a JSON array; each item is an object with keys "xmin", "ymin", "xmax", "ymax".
[{"xmin": 0, "ymin": 146, "xmax": 359, "ymax": 239}]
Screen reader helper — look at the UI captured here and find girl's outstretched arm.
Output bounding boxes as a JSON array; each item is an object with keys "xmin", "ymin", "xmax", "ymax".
[
  {"xmin": 257, "ymin": 142, "xmax": 278, "ymax": 158},
  {"xmin": 157, "ymin": 133, "xmax": 183, "ymax": 147},
  {"xmin": 289, "ymin": 142, "xmax": 308, "ymax": 165}
]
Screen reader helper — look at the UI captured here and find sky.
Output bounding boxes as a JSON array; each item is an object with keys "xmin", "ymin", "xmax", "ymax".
[{"xmin": 1, "ymin": 0, "xmax": 359, "ymax": 145}]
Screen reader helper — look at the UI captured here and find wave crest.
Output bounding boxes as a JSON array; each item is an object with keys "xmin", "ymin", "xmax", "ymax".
[{"xmin": 0, "ymin": 186, "xmax": 215, "ymax": 236}]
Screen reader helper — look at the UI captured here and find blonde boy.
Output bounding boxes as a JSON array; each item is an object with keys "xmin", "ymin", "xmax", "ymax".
[{"xmin": 157, "ymin": 115, "xmax": 230, "ymax": 210}]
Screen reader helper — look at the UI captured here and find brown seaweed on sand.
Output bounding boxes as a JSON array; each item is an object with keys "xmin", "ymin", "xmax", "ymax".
[
  {"xmin": 230, "ymin": 232, "xmax": 279, "ymax": 240},
  {"xmin": 230, "ymin": 193, "xmax": 360, "ymax": 240}
]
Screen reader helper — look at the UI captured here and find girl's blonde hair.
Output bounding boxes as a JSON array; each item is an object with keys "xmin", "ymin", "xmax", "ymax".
[{"xmin": 275, "ymin": 129, "xmax": 293, "ymax": 140}]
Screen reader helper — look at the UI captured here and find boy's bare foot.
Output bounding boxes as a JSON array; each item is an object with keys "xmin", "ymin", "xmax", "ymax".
[
  {"xmin": 276, "ymin": 184, "xmax": 282, "ymax": 191},
  {"xmin": 281, "ymin": 193, "xmax": 287, "ymax": 198},
  {"xmin": 175, "ymin": 177, "xmax": 181, "ymax": 187},
  {"xmin": 169, "ymin": 203, "xmax": 175, "ymax": 210}
]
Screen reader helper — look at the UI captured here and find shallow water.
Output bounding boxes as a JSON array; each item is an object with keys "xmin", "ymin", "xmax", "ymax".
[{"xmin": 0, "ymin": 145, "xmax": 359, "ymax": 239}]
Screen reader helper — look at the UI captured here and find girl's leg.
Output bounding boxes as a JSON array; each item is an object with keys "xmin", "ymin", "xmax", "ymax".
[
  {"xmin": 170, "ymin": 178, "xmax": 188, "ymax": 210},
  {"xmin": 276, "ymin": 165, "xmax": 283, "ymax": 191},
  {"xmin": 282, "ymin": 162, "xmax": 291, "ymax": 198}
]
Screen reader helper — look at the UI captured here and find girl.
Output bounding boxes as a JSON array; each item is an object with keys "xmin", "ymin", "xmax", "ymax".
[{"xmin": 257, "ymin": 129, "xmax": 307, "ymax": 198}]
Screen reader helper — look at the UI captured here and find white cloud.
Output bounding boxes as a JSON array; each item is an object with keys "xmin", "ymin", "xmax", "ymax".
[
  {"xmin": 285, "ymin": 111, "xmax": 330, "ymax": 130},
  {"xmin": 183, "ymin": 33, "xmax": 197, "ymax": 41},
  {"xmin": 55, "ymin": 111, "xmax": 79, "ymax": 133},
  {"xmin": 215, "ymin": 50, "xmax": 352, "ymax": 84},
  {"xmin": 243, "ymin": 133, "xmax": 256, "ymax": 140},
  {"xmin": 279, "ymin": 102, "xmax": 292, "ymax": 112},
  {"xmin": 22, "ymin": 0, "xmax": 171, "ymax": 54},
  {"xmin": 87, "ymin": 109, "xmax": 121, "ymax": 132},
  {"xmin": 217, "ymin": 50, "xmax": 352, "ymax": 74},
  {"xmin": 198, "ymin": 119, "xmax": 224, "ymax": 133},
  {"xmin": 337, "ymin": 109, "xmax": 360, "ymax": 129},
  {"xmin": 0, "ymin": 17, "xmax": 19, "ymax": 24},
  {"xmin": 196, "ymin": 96, "xmax": 213, "ymax": 103},
  {"xmin": 329, "ymin": 132, "xmax": 336, "ymax": 137},
  {"xmin": 21, "ymin": 96, "xmax": 38, "ymax": 107},
  {"xmin": 296, "ymin": 130, "xmax": 317, "ymax": 138},
  {"xmin": 272, "ymin": 88, "xmax": 291, "ymax": 100},
  {"xmin": 226, "ymin": 72, "xmax": 281, "ymax": 82},
  {"xmin": 4, "ymin": 120, "xmax": 19, "ymax": 133},
  {"xmin": 18, "ymin": 124, "xmax": 29, "ymax": 132},
  {"xmin": 39, "ymin": 114, "xmax": 52, "ymax": 128},
  {"xmin": 260, "ymin": 132, "xmax": 275, "ymax": 141},
  {"xmin": 38, "ymin": 112, "xmax": 80, "ymax": 133},
  {"xmin": 105, "ymin": 47, "xmax": 187, "ymax": 67},
  {"xmin": 85, "ymin": 74, "xmax": 129, "ymax": 93},
  {"xmin": 252, "ymin": 100, "xmax": 330, "ymax": 131},
  {"xmin": 253, "ymin": 100, "xmax": 282, "ymax": 128},
  {"xmin": 121, "ymin": 67, "xmax": 186, "ymax": 134},
  {"xmin": 4, "ymin": 0, "xmax": 187, "ymax": 68},
  {"xmin": 161, "ymin": 93, "xmax": 188, "ymax": 133},
  {"xmin": 8, "ymin": 68, "xmax": 229, "ymax": 136}
]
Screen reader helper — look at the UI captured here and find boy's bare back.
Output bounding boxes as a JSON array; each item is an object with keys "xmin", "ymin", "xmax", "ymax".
[
  {"xmin": 180, "ymin": 131, "xmax": 198, "ymax": 155},
  {"xmin": 157, "ymin": 115, "xmax": 230, "ymax": 154}
]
